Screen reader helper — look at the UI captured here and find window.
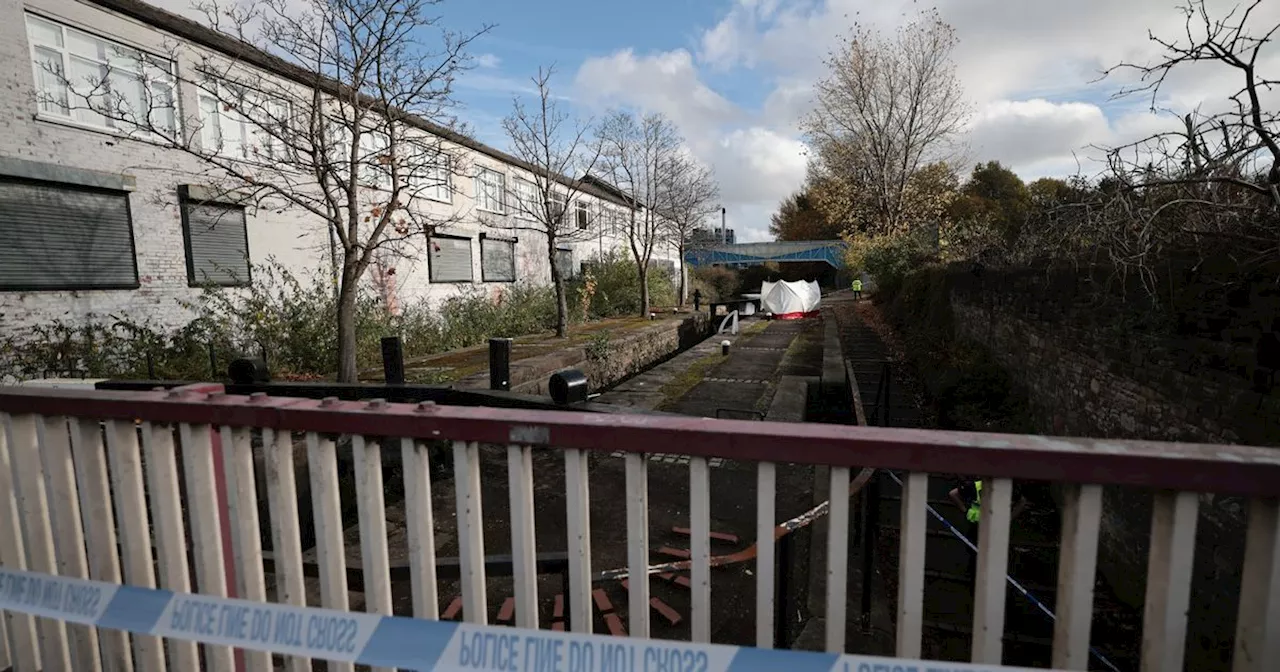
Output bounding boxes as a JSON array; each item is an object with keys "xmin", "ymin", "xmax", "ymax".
[
  {"xmin": 475, "ymin": 167, "xmax": 505, "ymax": 213},
  {"xmin": 181, "ymin": 192, "xmax": 250, "ymax": 287},
  {"xmin": 420, "ymin": 153, "xmax": 452, "ymax": 203},
  {"xmin": 26, "ymin": 14, "xmax": 177, "ymax": 136},
  {"xmin": 197, "ymin": 82, "xmax": 286, "ymax": 161},
  {"xmin": 548, "ymin": 190, "xmax": 567, "ymax": 222},
  {"xmin": 429, "ymin": 235, "xmax": 473, "ymax": 282},
  {"xmin": 576, "ymin": 201, "xmax": 589, "ymax": 230},
  {"xmin": 480, "ymin": 235, "xmax": 515, "ymax": 282},
  {"xmin": 555, "ymin": 248, "xmax": 574, "ymax": 279},
  {"xmin": 358, "ymin": 131, "xmax": 391, "ymax": 189},
  {"xmin": 0, "ymin": 177, "xmax": 137, "ymax": 290},
  {"xmin": 513, "ymin": 178, "xmax": 538, "ymax": 219}
]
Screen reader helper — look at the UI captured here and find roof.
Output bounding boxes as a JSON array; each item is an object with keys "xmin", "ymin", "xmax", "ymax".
[{"xmin": 83, "ymin": 0, "xmax": 636, "ymax": 209}]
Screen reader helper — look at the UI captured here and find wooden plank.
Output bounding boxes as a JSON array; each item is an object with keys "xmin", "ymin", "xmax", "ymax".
[
  {"xmin": 672, "ymin": 527, "xmax": 740, "ymax": 544},
  {"xmin": 442, "ymin": 596, "xmax": 463, "ymax": 621},
  {"xmin": 104, "ymin": 419, "xmax": 164, "ymax": 671},
  {"xmin": 896, "ymin": 471, "xmax": 928, "ymax": 659},
  {"xmin": 690, "ymin": 455, "xmax": 711, "ymax": 644},
  {"xmin": 972, "ymin": 477, "xmax": 1013, "ymax": 665},
  {"xmin": 625, "ymin": 453, "xmax": 650, "ymax": 638},
  {"xmin": 1052, "ymin": 483, "xmax": 1102, "ymax": 670},
  {"xmin": 71, "ymin": 418, "xmax": 132, "ymax": 672},
  {"xmin": 306, "ymin": 431, "xmax": 353, "ymax": 672},
  {"xmin": 1141, "ymin": 490, "xmax": 1198, "ymax": 672},
  {"xmin": 0, "ymin": 414, "xmax": 40, "ymax": 672},
  {"xmin": 141, "ymin": 421, "xmax": 198, "ymax": 670},
  {"xmin": 220, "ymin": 425, "xmax": 269, "ymax": 672},
  {"xmin": 825, "ymin": 466, "xmax": 850, "ymax": 653},
  {"xmin": 38, "ymin": 416, "xmax": 100, "ymax": 672},
  {"xmin": 496, "ymin": 597, "xmax": 516, "ymax": 623},
  {"xmin": 401, "ymin": 438, "xmax": 439, "ymax": 620},
  {"xmin": 564, "ymin": 448, "xmax": 592, "ymax": 633},
  {"xmin": 179, "ymin": 423, "xmax": 233, "ymax": 672},
  {"xmin": 453, "ymin": 441, "xmax": 488, "ymax": 624},
  {"xmin": 1235, "ymin": 497, "xmax": 1280, "ymax": 672},
  {"xmin": 263, "ymin": 428, "xmax": 310, "ymax": 672},
  {"xmin": 507, "ymin": 444, "xmax": 539, "ymax": 629},
  {"xmin": 656, "ymin": 547, "xmax": 691, "ymax": 559},
  {"xmin": 353, "ymin": 434, "xmax": 393, "ymax": 672},
  {"xmin": 604, "ymin": 614, "xmax": 627, "ymax": 637},
  {"xmin": 755, "ymin": 461, "xmax": 776, "ymax": 649}
]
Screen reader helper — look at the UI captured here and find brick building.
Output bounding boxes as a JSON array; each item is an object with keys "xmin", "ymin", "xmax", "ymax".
[{"xmin": 0, "ymin": 0, "xmax": 679, "ymax": 333}]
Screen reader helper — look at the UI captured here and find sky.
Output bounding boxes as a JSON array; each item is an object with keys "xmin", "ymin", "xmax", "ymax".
[{"xmin": 157, "ymin": 0, "xmax": 1280, "ymax": 242}]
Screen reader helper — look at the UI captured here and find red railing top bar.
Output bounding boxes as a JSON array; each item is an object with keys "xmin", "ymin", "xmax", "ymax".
[{"xmin": 2, "ymin": 385, "xmax": 1278, "ymax": 497}]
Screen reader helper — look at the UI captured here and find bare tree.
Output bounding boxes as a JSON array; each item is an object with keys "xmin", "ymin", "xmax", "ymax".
[
  {"xmin": 501, "ymin": 67, "xmax": 604, "ymax": 337},
  {"xmin": 597, "ymin": 111, "xmax": 684, "ymax": 315},
  {"xmin": 36, "ymin": 0, "xmax": 488, "ymax": 381},
  {"xmin": 662, "ymin": 156, "xmax": 720, "ymax": 305},
  {"xmin": 1081, "ymin": 0, "xmax": 1280, "ymax": 282},
  {"xmin": 803, "ymin": 9, "xmax": 969, "ymax": 234}
]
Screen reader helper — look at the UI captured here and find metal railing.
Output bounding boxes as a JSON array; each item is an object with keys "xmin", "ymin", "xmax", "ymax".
[{"xmin": 0, "ymin": 384, "xmax": 1278, "ymax": 671}]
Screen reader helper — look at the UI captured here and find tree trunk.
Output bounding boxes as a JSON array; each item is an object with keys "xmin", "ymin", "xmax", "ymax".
[
  {"xmin": 677, "ymin": 244, "xmax": 687, "ymax": 306},
  {"xmin": 638, "ymin": 265, "xmax": 650, "ymax": 316},
  {"xmin": 335, "ymin": 266, "xmax": 360, "ymax": 383},
  {"xmin": 549, "ymin": 237, "xmax": 569, "ymax": 338}
]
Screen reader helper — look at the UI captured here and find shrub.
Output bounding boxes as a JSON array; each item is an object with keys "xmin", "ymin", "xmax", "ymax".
[
  {"xmin": 576, "ymin": 251, "xmax": 676, "ymax": 317},
  {"xmin": 690, "ymin": 265, "xmax": 739, "ymax": 302},
  {"xmin": 848, "ymin": 230, "xmax": 937, "ymax": 297},
  {"xmin": 0, "ymin": 261, "xmax": 577, "ymax": 382}
]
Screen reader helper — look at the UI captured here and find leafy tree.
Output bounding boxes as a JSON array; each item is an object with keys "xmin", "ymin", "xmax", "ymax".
[
  {"xmin": 769, "ymin": 188, "xmax": 844, "ymax": 241},
  {"xmin": 803, "ymin": 9, "xmax": 969, "ymax": 235},
  {"xmin": 949, "ymin": 161, "xmax": 1030, "ymax": 241}
]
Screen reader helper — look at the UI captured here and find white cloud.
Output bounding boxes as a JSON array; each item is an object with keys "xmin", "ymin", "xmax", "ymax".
[
  {"xmin": 967, "ymin": 100, "xmax": 1110, "ymax": 173},
  {"xmin": 574, "ymin": 0, "xmax": 1280, "ymax": 240},
  {"xmin": 475, "ymin": 53, "xmax": 502, "ymax": 69},
  {"xmin": 574, "ymin": 48, "xmax": 740, "ymax": 138}
]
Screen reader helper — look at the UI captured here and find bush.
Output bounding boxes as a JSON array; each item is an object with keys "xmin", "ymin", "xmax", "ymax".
[
  {"xmin": 691, "ymin": 266, "xmax": 739, "ymax": 301},
  {"xmin": 849, "ymin": 230, "xmax": 937, "ymax": 297},
  {"xmin": 575, "ymin": 251, "xmax": 676, "ymax": 317},
  {"xmin": 0, "ymin": 261, "xmax": 579, "ymax": 382}
]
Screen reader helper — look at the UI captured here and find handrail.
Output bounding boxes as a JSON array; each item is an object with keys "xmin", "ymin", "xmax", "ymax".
[{"xmin": 2, "ymin": 386, "xmax": 1278, "ymax": 496}]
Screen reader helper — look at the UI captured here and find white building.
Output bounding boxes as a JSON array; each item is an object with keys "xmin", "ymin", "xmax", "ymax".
[{"xmin": 0, "ymin": 0, "xmax": 680, "ymax": 333}]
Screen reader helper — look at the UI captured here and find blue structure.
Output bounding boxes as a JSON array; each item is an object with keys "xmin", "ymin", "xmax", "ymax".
[{"xmin": 683, "ymin": 240, "xmax": 847, "ymax": 268}]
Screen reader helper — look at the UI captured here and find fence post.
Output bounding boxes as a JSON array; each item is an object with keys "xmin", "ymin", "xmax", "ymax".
[
  {"xmin": 381, "ymin": 336, "xmax": 405, "ymax": 385},
  {"xmin": 775, "ymin": 531, "xmax": 793, "ymax": 648},
  {"xmin": 490, "ymin": 338, "xmax": 512, "ymax": 391},
  {"xmin": 861, "ymin": 472, "xmax": 880, "ymax": 632}
]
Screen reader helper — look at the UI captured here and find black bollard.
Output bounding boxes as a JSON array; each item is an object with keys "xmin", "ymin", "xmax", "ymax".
[
  {"xmin": 381, "ymin": 336, "xmax": 405, "ymax": 385},
  {"xmin": 489, "ymin": 338, "xmax": 512, "ymax": 391}
]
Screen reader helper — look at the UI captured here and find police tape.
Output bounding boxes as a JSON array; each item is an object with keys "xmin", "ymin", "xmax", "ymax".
[{"xmin": 0, "ymin": 566, "xmax": 1060, "ymax": 672}]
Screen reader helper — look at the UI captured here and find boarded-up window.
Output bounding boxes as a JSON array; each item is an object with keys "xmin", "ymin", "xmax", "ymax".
[
  {"xmin": 481, "ymin": 236, "xmax": 515, "ymax": 282},
  {"xmin": 182, "ymin": 199, "xmax": 250, "ymax": 287},
  {"xmin": 430, "ymin": 235, "xmax": 473, "ymax": 282},
  {"xmin": 556, "ymin": 248, "xmax": 574, "ymax": 279},
  {"xmin": 0, "ymin": 178, "xmax": 138, "ymax": 290}
]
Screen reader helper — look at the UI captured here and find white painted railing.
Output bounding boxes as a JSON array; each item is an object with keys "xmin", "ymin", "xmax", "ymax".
[{"xmin": 0, "ymin": 385, "xmax": 1276, "ymax": 672}]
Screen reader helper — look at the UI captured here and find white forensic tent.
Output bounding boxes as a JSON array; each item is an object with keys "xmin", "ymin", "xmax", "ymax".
[{"xmin": 760, "ymin": 280, "xmax": 821, "ymax": 319}]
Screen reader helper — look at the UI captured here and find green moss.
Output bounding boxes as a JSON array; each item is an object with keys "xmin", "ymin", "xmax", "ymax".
[{"xmin": 657, "ymin": 351, "xmax": 725, "ymax": 410}]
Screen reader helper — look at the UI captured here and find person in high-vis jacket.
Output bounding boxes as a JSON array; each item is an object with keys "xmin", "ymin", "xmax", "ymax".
[
  {"xmin": 949, "ymin": 479, "xmax": 1029, "ymax": 578},
  {"xmin": 851, "ymin": 278, "xmax": 863, "ymax": 300}
]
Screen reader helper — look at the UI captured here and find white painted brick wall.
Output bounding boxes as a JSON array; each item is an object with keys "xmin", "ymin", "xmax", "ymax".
[{"xmin": 0, "ymin": 0, "xmax": 682, "ymax": 338}]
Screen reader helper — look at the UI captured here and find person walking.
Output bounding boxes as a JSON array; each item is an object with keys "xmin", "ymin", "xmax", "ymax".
[{"xmin": 851, "ymin": 277, "xmax": 863, "ymax": 300}]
